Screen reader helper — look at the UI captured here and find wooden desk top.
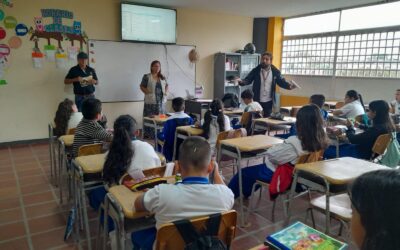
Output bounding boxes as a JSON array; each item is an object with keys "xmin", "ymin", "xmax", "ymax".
[
  {"xmin": 295, "ymin": 157, "xmax": 388, "ymax": 185},
  {"xmin": 143, "ymin": 115, "xmax": 168, "ymax": 124},
  {"xmin": 108, "ymin": 177, "xmax": 176, "ymax": 219},
  {"xmin": 224, "ymin": 109, "xmax": 244, "ymax": 115},
  {"xmin": 108, "ymin": 185, "xmax": 149, "ymax": 219},
  {"xmin": 325, "ymin": 101, "xmax": 339, "ymax": 107},
  {"xmin": 176, "ymin": 125, "xmax": 204, "ymax": 136},
  {"xmin": 254, "ymin": 117, "xmax": 296, "ymax": 125},
  {"xmin": 221, "ymin": 135, "xmax": 283, "ymax": 152},
  {"xmin": 248, "ymin": 244, "xmax": 269, "ymax": 250},
  {"xmin": 59, "ymin": 134, "xmax": 74, "ymax": 146},
  {"xmin": 75, "ymin": 153, "xmax": 106, "ymax": 174}
]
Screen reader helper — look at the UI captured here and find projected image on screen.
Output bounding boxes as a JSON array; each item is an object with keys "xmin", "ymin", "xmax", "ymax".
[{"xmin": 122, "ymin": 4, "xmax": 176, "ymax": 43}]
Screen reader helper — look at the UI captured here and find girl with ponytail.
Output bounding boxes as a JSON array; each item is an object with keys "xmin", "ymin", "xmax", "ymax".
[
  {"xmin": 202, "ymin": 99, "xmax": 232, "ymax": 154},
  {"xmin": 333, "ymin": 90, "xmax": 366, "ymax": 119},
  {"xmin": 103, "ymin": 115, "xmax": 161, "ymax": 185}
]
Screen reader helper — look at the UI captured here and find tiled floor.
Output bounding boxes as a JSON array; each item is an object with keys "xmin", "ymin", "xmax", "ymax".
[{"xmin": 0, "ymin": 142, "xmax": 356, "ymax": 250}]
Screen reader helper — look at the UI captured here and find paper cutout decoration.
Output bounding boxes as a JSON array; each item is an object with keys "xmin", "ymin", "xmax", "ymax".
[
  {"xmin": 41, "ymin": 9, "xmax": 73, "ymax": 33},
  {"xmin": 8, "ymin": 36, "xmax": 21, "ymax": 49},
  {"xmin": 0, "ymin": 44, "xmax": 10, "ymax": 57},
  {"xmin": 0, "ymin": 10, "xmax": 4, "ymax": 21},
  {"xmin": 1, "ymin": 0, "xmax": 13, "ymax": 8},
  {"xmin": 0, "ymin": 27, "xmax": 5, "ymax": 40},
  {"xmin": 73, "ymin": 21, "xmax": 81, "ymax": 35},
  {"xmin": 44, "ymin": 44, "xmax": 56, "ymax": 61},
  {"xmin": 34, "ymin": 17, "xmax": 44, "ymax": 31},
  {"xmin": 67, "ymin": 46, "xmax": 79, "ymax": 60},
  {"xmin": 0, "ymin": 79, "xmax": 6, "ymax": 85},
  {"xmin": 0, "ymin": 55, "xmax": 8, "ymax": 79},
  {"xmin": 15, "ymin": 23, "xmax": 28, "ymax": 36},
  {"xmin": 4, "ymin": 16, "xmax": 16, "ymax": 29},
  {"xmin": 32, "ymin": 51, "xmax": 44, "ymax": 68},
  {"xmin": 55, "ymin": 51, "xmax": 67, "ymax": 68}
]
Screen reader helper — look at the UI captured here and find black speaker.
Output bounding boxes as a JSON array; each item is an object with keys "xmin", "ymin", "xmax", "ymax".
[{"xmin": 253, "ymin": 18, "xmax": 268, "ymax": 54}]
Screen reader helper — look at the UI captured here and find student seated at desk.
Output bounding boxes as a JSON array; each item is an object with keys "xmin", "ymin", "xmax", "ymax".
[
  {"xmin": 202, "ymin": 99, "xmax": 232, "ymax": 154},
  {"xmin": 276, "ymin": 95, "xmax": 328, "ymax": 140},
  {"xmin": 72, "ymin": 98, "xmax": 112, "ymax": 157},
  {"xmin": 158, "ymin": 97, "xmax": 193, "ymax": 161},
  {"xmin": 228, "ymin": 105, "xmax": 328, "ymax": 198},
  {"xmin": 53, "ymin": 98, "xmax": 83, "ymax": 137},
  {"xmin": 132, "ymin": 136, "xmax": 234, "ymax": 249},
  {"xmin": 88, "ymin": 115, "xmax": 161, "ymax": 212},
  {"xmin": 324, "ymin": 100, "xmax": 395, "ymax": 159},
  {"xmin": 350, "ymin": 169, "xmax": 400, "ymax": 250},
  {"xmin": 332, "ymin": 90, "xmax": 366, "ymax": 119},
  {"xmin": 241, "ymin": 89, "xmax": 263, "ymax": 113}
]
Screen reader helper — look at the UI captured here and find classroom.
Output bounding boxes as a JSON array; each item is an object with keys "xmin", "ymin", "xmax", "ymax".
[{"xmin": 1, "ymin": 0, "xmax": 399, "ymax": 249}]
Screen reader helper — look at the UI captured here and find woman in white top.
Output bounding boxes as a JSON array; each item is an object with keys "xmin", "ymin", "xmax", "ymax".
[
  {"xmin": 53, "ymin": 98, "xmax": 83, "ymax": 137},
  {"xmin": 333, "ymin": 90, "xmax": 365, "ymax": 119},
  {"xmin": 103, "ymin": 115, "xmax": 161, "ymax": 185},
  {"xmin": 390, "ymin": 89, "xmax": 400, "ymax": 115},
  {"xmin": 202, "ymin": 99, "xmax": 232, "ymax": 154}
]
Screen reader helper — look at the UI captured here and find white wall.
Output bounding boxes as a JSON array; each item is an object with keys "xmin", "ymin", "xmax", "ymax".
[
  {"xmin": 280, "ymin": 75, "xmax": 399, "ymax": 102},
  {"xmin": 0, "ymin": 0, "xmax": 252, "ymax": 143}
]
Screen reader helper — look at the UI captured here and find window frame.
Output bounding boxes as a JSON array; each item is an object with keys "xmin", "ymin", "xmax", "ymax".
[{"xmin": 281, "ymin": 25, "xmax": 400, "ymax": 80}]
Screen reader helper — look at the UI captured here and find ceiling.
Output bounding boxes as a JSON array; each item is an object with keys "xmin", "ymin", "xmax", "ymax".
[{"xmin": 126, "ymin": 0, "xmax": 384, "ymax": 18}]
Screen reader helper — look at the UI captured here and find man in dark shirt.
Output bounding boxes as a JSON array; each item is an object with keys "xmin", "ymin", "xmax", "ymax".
[{"xmin": 64, "ymin": 52, "xmax": 98, "ymax": 111}]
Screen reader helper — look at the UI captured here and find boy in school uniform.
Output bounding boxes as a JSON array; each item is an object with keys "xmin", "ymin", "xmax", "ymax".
[
  {"xmin": 133, "ymin": 136, "xmax": 234, "ymax": 249},
  {"xmin": 158, "ymin": 97, "xmax": 193, "ymax": 161},
  {"xmin": 72, "ymin": 98, "xmax": 112, "ymax": 157},
  {"xmin": 390, "ymin": 89, "xmax": 400, "ymax": 115},
  {"xmin": 240, "ymin": 89, "xmax": 263, "ymax": 113}
]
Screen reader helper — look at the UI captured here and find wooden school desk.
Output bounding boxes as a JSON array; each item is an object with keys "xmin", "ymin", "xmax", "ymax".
[
  {"xmin": 57, "ymin": 134, "xmax": 74, "ymax": 204},
  {"xmin": 224, "ymin": 108, "xmax": 244, "ymax": 119},
  {"xmin": 218, "ymin": 135, "xmax": 283, "ymax": 227},
  {"xmin": 251, "ymin": 117, "xmax": 296, "ymax": 135},
  {"xmin": 103, "ymin": 177, "xmax": 176, "ymax": 249},
  {"xmin": 286, "ymin": 157, "xmax": 388, "ymax": 233},
  {"xmin": 143, "ymin": 115, "xmax": 169, "ymax": 149},
  {"xmin": 325, "ymin": 101, "xmax": 339, "ymax": 109},
  {"xmin": 172, "ymin": 125, "xmax": 204, "ymax": 160},
  {"xmin": 72, "ymin": 153, "xmax": 106, "ymax": 250}
]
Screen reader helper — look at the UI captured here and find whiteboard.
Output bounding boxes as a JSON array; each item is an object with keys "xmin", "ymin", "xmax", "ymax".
[{"xmin": 88, "ymin": 40, "xmax": 196, "ymax": 102}]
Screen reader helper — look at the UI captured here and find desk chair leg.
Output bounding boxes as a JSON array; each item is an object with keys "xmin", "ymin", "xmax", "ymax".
[
  {"xmin": 235, "ymin": 147, "xmax": 249, "ymax": 227},
  {"xmin": 79, "ymin": 181, "xmax": 92, "ymax": 250},
  {"xmin": 285, "ymin": 172, "xmax": 299, "ymax": 226},
  {"xmin": 324, "ymin": 184, "xmax": 331, "ymax": 234},
  {"xmin": 172, "ymin": 131, "xmax": 178, "ymax": 161},
  {"xmin": 59, "ymin": 144, "xmax": 64, "ymax": 205}
]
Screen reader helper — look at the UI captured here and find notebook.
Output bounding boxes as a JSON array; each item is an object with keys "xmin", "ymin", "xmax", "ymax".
[{"xmin": 265, "ymin": 222, "xmax": 347, "ymax": 250}]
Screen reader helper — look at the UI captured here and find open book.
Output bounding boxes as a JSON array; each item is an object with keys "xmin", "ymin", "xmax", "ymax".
[{"xmin": 265, "ymin": 222, "xmax": 347, "ymax": 250}]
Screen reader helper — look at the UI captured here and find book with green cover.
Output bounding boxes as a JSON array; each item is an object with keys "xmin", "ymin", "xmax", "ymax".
[{"xmin": 265, "ymin": 221, "xmax": 347, "ymax": 250}]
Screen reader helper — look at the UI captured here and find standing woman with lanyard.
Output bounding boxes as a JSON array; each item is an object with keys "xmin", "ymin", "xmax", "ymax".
[{"xmin": 140, "ymin": 60, "xmax": 168, "ymax": 138}]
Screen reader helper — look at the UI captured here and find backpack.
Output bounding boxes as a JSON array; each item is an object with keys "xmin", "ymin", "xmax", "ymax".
[
  {"xmin": 222, "ymin": 93, "xmax": 239, "ymax": 108},
  {"xmin": 173, "ymin": 213, "xmax": 227, "ymax": 250},
  {"xmin": 379, "ymin": 132, "xmax": 400, "ymax": 168}
]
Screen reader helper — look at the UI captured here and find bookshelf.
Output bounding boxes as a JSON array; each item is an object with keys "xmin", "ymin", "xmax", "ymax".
[{"xmin": 214, "ymin": 52, "xmax": 260, "ymax": 100}]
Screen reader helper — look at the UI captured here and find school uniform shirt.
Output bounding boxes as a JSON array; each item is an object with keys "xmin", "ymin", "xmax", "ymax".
[
  {"xmin": 166, "ymin": 111, "xmax": 190, "ymax": 121},
  {"xmin": 265, "ymin": 136, "xmax": 308, "ymax": 172},
  {"xmin": 67, "ymin": 112, "xmax": 83, "ymax": 131},
  {"xmin": 244, "ymin": 101, "xmax": 263, "ymax": 112},
  {"xmin": 143, "ymin": 179, "xmax": 234, "ymax": 229},
  {"xmin": 127, "ymin": 140, "xmax": 161, "ymax": 178},
  {"xmin": 346, "ymin": 124, "xmax": 391, "ymax": 159},
  {"xmin": 339, "ymin": 100, "xmax": 365, "ymax": 119},
  {"xmin": 391, "ymin": 100, "xmax": 400, "ymax": 115},
  {"xmin": 208, "ymin": 115, "xmax": 232, "ymax": 152},
  {"xmin": 72, "ymin": 119, "xmax": 113, "ymax": 157}
]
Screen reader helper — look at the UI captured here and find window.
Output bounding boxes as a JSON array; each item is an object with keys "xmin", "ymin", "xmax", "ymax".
[
  {"xmin": 284, "ymin": 12, "xmax": 340, "ymax": 36},
  {"xmin": 282, "ymin": 2, "xmax": 400, "ymax": 78},
  {"xmin": 281, "ymin": 36, "xmax": 336, "ymax": 75}
]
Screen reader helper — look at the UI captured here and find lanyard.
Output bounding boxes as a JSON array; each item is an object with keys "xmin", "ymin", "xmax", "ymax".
[{"xmin": 179, "ymin": 177, "xmax": 209, "ymax": 185}]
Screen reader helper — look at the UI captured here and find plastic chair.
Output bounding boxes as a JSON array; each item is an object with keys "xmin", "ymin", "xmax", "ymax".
[
  {"xmin": 371, "ymin": 133, "xmax": 391, "ymax": 158},
  {"xmin": 307, "ymin": 193, "xmax": 352, "ymax": 238},
  {"xmin": 78, "ymin": 143, "xmax": 103, "ymax": 157},
  {"xmin": 67, "ymin": 127, "xmax": 76, "ymax": 135},
  {"xmin": 155, "ymin": 210, "xmax": 237, "ymax": 250},
  {"xmin": 248, "ymin": 151, "xmax": 323, "ymax": 222}
]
